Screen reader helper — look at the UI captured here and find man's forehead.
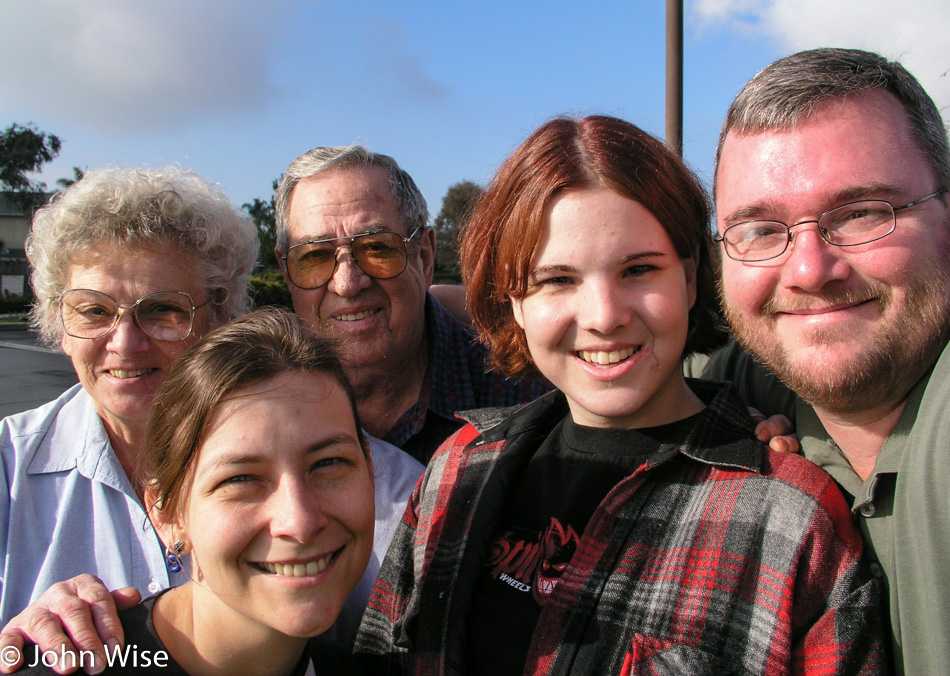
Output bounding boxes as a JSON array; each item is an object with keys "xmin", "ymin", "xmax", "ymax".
[
  {"xmin": 714, "ymin": 128, "xmax": 809, "ymax": 222},
  {"xmin": 715, "ymin": 92, "xmax": 932, "ymax": 223},
  {"xmin": 288, "ymin": 167, "xmax": 403, "ymax": 242}
]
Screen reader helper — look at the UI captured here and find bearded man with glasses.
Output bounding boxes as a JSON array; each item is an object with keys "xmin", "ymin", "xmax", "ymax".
[
  {"xmin": 274, "ymin": 146, "xmax": 551, "ymax": 465},
  {"xmin": 690, "ymin": 48, "xmax": 950, "ymax": 675}
]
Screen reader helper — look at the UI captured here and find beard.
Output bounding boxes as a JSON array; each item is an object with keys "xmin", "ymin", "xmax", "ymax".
[{"xmin": 721, "ymin": 265, "xmax": 950, "ymax": 416}]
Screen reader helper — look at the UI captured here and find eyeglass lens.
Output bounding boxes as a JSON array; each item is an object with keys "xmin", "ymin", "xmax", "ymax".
[
  {"xmin": 287, "ymin": 232, "xmax": 409, "ymax": 289},
  {"xmin": 60, "ymin": 290, "xmax": 196, "ymax": 341},
  {"xmin": 819, "ymin": 202, "xmax": 894, "ymax": 240},
  {"xmin": 724, "ymin": 200, "xmax": 896, "ymax": 261}
]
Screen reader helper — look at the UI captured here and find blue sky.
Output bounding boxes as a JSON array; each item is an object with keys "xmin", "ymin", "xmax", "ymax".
[{"xmin": 2, "ymin": 0, "xmax": 948, "ymax": 219}]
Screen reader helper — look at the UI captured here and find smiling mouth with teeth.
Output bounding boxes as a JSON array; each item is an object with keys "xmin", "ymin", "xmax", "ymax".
[
  {"xmin": 256, "ymin": 553, "xmax": 335, "ymax": 578},
  {"xmin": 334, "ymin": 309, "xmax": 377, "ymax": 322},
  {"xmin": 578, "ymin": 346, "xmax": 639, "ymax": 365},
  {"xmin": 109, "ymin": 368, "xmax": 155, "ymax": 379}
]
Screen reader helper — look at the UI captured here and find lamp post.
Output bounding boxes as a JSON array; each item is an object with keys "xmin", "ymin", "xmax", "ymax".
[{"xmin": 665, "ymin": 0, "xmax": 683, "ymax": 157}]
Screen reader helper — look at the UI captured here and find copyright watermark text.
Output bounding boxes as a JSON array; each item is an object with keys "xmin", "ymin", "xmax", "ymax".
[
  {"xmin": 0, "ymin": 643, "xmax": 170, "ymax": 670},
  {"xmin": 0, "ymin": 646, "xmax": 20, "ymax": 668}
]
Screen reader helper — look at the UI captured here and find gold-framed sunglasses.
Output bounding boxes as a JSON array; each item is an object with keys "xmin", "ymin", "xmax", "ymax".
[{"xmin": 282, "ymin": 227, "xmax": 422, "ymax": 290}]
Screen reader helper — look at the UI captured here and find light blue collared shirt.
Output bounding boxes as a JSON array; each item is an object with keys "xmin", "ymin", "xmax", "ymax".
[{"xmin": 0, "ymin": 384, "xmax": 185, "ymax": 624}]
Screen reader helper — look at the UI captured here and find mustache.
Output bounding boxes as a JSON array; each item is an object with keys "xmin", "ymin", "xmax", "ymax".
[{"xmin": 760, "ymin": 284, "xmax": 887, "ymax": 316}]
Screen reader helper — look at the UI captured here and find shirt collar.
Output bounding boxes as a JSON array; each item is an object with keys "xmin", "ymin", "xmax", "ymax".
[
  {"xmin": 28, "ymin": 386, "xmax": 136, "ymax": 494},
  {"xmin": 473, "ymin": 379, "xmax": 763, "ymax": 474},
  {"xmin": 799, "ymin": 360, "xmax": 934, "ymax": 512}
]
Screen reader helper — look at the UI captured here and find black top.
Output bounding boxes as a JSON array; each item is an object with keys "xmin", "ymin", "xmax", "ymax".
[
  {"xmin": 17, "ymin": 593, "xmax": 363, "ymax": 675},
  {"xmin": 465, "ymin": 413, "xmax": 700, "ymax": 674}
]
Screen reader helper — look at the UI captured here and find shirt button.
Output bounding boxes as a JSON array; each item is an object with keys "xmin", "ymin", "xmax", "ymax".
[
  {"xmin": 147, "ymin": 580, "xmax": 161, "ymax": 594},
  {"xmin": 859, "ymin": 503, "xmax": 875, "ymax": 517}
]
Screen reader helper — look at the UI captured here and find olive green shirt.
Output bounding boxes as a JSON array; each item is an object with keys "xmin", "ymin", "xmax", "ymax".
[{"xmin": 688, "ymin": 340, "xmax": 950, "ymax": 676}]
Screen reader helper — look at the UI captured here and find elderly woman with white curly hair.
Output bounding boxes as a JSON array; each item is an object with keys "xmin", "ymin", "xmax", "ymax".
[{"xmin": 0, "ymin": 166, "xmax": 258, "ymax": 624}]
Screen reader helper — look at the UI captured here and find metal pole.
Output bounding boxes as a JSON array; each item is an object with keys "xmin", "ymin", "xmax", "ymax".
[{"xmin": 665, "ymin": 0, "xmax": 683, "ymax": 157}]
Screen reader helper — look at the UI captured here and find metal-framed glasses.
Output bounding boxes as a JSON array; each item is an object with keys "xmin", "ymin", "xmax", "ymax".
[
  {"xmin": 57, "ymin": 289, "xmax": 210, "ymax": 341},
  {"xmin": 283, "ymin": 226, "xmax": 422, "ymax": 290},
  {"xmin": 715, "ymin": 191, "xmax": 947, "ymax": 262}
]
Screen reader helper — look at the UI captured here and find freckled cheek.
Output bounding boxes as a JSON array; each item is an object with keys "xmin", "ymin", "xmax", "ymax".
[{"xmin": 522, "ymin": 302, "xmax": 572, "ymax": 349}]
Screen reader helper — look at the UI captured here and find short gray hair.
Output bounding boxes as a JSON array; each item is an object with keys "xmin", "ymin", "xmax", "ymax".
[
  {"xmin": 714, "ymin": 48, "xmax": 950, "ymax": 195},
  {"xmin": 28, "ymin": 166, "xmax": 259, "ymax": 347},
  {"xmin": 274, "ymin": 145, "xmax": 429, "ymax": 253}
]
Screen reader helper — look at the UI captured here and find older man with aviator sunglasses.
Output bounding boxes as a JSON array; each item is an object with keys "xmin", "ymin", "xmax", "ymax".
[{"xmin": 274, "ymin": 145, "xmax": 551, "ymax": 465}]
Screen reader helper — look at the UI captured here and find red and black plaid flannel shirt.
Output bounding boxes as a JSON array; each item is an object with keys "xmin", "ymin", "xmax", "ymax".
[{"xmin": 356, "ymin": 381, "xmax": 886, "ymax": 675}]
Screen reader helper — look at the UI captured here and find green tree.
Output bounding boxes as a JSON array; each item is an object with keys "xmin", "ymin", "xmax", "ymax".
[
  {"xmin": 243, "ymin": 178, "xmax": 280, "ymax": 268},
  {"xmin": 56, "ymin": 166, "xmax": 86, "ymax": 190},
  {"xmin": 433, "ymin": 180, "xmax": 481, "ymax": 284},
  {"xmin": 0, "ymin": 123, "xmax": 62, "ymax": 212},
  {"xmin": 249, "ymin": 268, "xmax": 292, "ymax": 309}
]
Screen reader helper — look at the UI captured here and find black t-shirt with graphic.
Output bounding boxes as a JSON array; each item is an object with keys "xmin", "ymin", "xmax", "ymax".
[{"xmin": 465, "ymin": 413, "xmax": 697, "ymax": 675}]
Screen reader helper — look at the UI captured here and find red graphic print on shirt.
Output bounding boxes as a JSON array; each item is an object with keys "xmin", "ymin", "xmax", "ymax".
[{"xmin": 485, "ymin": 517, "xmax": 580, "ymax": 603}]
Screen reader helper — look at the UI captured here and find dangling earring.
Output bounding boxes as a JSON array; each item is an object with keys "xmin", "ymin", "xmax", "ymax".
[{"xmin": 165, "ymin": 540, "xmax": 185, "ymax": 573}]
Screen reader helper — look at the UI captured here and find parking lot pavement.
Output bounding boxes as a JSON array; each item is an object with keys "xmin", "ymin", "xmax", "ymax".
[{"xmin": 0, "ymin": 324, "xmax": 78, "ymax": 418}]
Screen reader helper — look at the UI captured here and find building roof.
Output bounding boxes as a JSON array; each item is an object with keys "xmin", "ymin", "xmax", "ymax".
[{"xmin": 0, "ymin": 191, "xmax": 53, "ymax": 217}]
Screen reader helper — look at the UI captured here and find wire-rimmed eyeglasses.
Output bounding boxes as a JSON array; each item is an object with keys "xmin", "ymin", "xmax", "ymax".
[
  {"xmin": 282, "ymin": 227, "xmax": 422, "ymax": 290},
  {"xmin": 57, "ymin": 289, "xmax": 211, "ymax": 341},
  {"xmin": 715, "ymin": 191, "xmax": 947, "ymax": 262}
]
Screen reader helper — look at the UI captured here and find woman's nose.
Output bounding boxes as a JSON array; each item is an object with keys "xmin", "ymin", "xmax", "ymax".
[
  {"xmin": 104, "ymin": 310, "xmax": 151, "ymax": 354},
  {"xmin": 575, "ymin": 279, "xmax": 631, "ymax": 335}
]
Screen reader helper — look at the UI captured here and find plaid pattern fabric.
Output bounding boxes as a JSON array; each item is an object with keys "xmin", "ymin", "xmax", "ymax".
[
  {"xmin": 355, "ymin": 382, "xmax": 886, "ymax": 675},
  {"xmin": 384, "ymin": 294, "xmax": 551, "ymax": 463}
]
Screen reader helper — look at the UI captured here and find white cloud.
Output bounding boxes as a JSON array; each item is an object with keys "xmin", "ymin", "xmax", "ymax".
[
  {"xmin": 361, "ymin": 19, "xmax": 450, "ymax": 104},
  {"xmin": 0, "ymin": 0, "xmax": 291, "ymax": 133},
  {"xmin": 693, "ymin": 0, "xmax": 950, "ymax": 119}
]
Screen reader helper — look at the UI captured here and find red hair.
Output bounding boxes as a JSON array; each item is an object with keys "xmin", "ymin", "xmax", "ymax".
[{"xmin": 460, "ymin": 115, "xmax": 726, "ymax": 381}]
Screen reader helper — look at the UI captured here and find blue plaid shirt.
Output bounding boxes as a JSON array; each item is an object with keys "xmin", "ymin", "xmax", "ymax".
[{"xmin": 384, "ymin": 294, "xmax": 551, "ymax": 464}]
